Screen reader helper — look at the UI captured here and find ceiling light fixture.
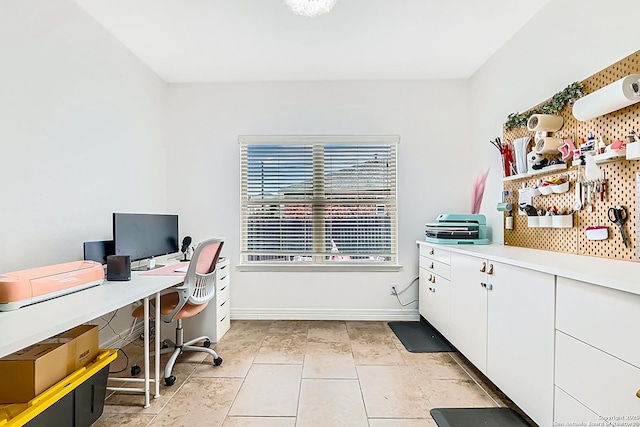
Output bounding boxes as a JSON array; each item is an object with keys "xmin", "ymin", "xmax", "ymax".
[{"xmin": 285, "ymin": 0, "xmax": 337, "ymax": 17}]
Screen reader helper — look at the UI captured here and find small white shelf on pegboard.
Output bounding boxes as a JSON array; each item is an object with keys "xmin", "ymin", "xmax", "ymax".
[{"xmin": 502, "ymin": 163, "xmax": 568, "ymax": 182}]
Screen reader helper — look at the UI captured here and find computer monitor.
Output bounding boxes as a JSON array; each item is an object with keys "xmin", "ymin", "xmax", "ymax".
[
  {"xmin": 83, "ymin": 240, "xmax": 115, "ymax": 265},
  {"xmin": 113, "ymin": 213, "xmax": 179, "ymax": 270}
]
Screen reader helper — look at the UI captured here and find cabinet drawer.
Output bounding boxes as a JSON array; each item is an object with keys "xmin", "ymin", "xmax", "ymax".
[
  {"xmin": 217, "ymin": 297, "xmax": 230, "ymax": 320},
  {"xmin": 557, "ymin": 277, "xmax": 640, "ymax": 368},
  {"xmin": 420, "ymin": 256, "xmax": 450, "ymax": 280},
  {"xmin": 216, "ymin": 306, "xmax": 231, "ymax": 338},
  {"xmin": 217, "ymin": 276, "xmax": 230, "ymax": 304},
  {"xmin": 419, "ymin": 244, "xmax": 450, "ymax": 265},
  {"xmin": 555, "ymin": 331, "xmax": 640, "ymax": 420},
  {"xmin": 216, "ymin": 263, "xmax": 230, "ymax": 284},
  {"xmin": 554, "ymin": 386, "xmax": 606, "ymax": 426}
]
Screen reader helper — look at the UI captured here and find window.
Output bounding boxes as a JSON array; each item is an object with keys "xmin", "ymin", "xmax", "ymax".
[{"xmin": 239, "ymin": 135, "xmax": 398, "ymax": 266}]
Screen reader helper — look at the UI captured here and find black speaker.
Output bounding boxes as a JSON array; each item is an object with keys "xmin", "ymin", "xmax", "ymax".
[{"xmin": 107, "ymin": 255, "xmax": 131, "ymax": 281}]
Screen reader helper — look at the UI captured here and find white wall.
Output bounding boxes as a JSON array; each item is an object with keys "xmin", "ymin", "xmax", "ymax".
[
  {"xmin": 166, "ymin": 81, "xmax": 472, "ymax": 320},
  {"xmin": 0, "ymin": 0, "xmax": 167, "ymax": 344},
  {"xmin": 469, "ymin": 0, "xmax": 640, "ymax": 241}
]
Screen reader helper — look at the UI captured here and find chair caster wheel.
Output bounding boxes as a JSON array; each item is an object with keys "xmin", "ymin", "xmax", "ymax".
[
  {"xmin": 213, "ymin": 357, "xmax": 223, "ymax": 366},
  {"xmin": 203, "ymin": 340, "xmax": 211, "ymax": 348},
  {"xmin": 131, "ymin": 365, "xmax": 141, "ymax": 376},
  {"xmin": 164, "ymin": 376, "xmax": 176, "ymax": 386}
]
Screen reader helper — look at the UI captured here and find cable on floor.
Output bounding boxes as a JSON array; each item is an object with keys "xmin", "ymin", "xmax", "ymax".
[{"xmin": 108, "ymin": 348, "xmax": 130, "ymax": 374}]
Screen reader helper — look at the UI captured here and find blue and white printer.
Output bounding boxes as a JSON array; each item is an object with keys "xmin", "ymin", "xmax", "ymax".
[{"xmin": 425, "ymin": 214, "xmax": 490, "ymax": 244}]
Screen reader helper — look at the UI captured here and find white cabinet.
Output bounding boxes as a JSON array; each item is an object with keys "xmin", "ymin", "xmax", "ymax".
[
  {"xmin": 449, "ymin": 252, "xmax": 488, "ymax": 372},
  {"xmin": 449, "ymin": 252, "xmax": 555, "ymax": 427},
  {"xmin": 485, "ymin": 262, "xmax": 554, "ymax": 427},
  {"xmin": 555, "ymin": 277, "xmax": 640, "ymax": 422},
  {"xmin": 184, "ymin": 258, "xmax": 230, "ymax": 342},
  {"xmin": 418, "ymin": 244, "xmax": 451, "ymax": 336},
  {"xmin": 417, "ymin": 242, "xmax": 640, "ymax": 427},
  {"xmin": 213, "ymin": 259, "xmax": 231, "ymax": 341}
]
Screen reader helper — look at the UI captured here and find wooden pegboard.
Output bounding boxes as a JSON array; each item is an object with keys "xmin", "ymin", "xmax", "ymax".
[{"xmin": 503, "ymin": 50, "xmax": 639, "ymax": 262}]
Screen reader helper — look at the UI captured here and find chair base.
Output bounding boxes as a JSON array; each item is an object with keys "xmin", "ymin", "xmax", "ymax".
[
  {"xmin": 162, "ymin": 335, "xmax": 222, "ymax": 384},
  {"xmin": 130, "ymin": 332, "xmax": 223, "ymax": 385}
]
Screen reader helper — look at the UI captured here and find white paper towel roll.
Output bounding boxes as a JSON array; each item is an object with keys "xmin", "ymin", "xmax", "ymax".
[{"xmin": 572, "ymin": 74, "xmax": 640, "ymax": 121}]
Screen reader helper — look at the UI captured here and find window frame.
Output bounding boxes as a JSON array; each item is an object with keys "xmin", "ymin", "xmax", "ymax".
[{"xmin": 238, "ymin": 135, "xmax": 400, "ymax": 271}]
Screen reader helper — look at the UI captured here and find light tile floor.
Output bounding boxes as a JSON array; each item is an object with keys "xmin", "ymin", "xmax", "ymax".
[{"xmin": 93, "ymin": 320, "xmax": 520, "ymax": 427}]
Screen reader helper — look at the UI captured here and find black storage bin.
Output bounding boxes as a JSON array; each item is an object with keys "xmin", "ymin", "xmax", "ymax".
[{"xmin": 25, "ymin": 365, "xmax": 109, "ymax": 427}]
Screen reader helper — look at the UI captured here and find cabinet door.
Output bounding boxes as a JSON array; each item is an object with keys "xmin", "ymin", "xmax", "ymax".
[
  {"xmin": 449, "ymin": 252, "xmax": 488, "ymax": 373},
  {"xmin": 418, "ymin": 267, "xmax": 450, "ymax": 336},
  {"xmin": 429, "ymin": 275, "xmax": 450, "ymax": 337},
  {"xmin": 486, "ymin": 262, "xmax": 554, "ymax": 427}
]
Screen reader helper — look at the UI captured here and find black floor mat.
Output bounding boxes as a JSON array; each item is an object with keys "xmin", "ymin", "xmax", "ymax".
[
  {"xmin": 431, "ymin": 407, "xmax": 531, "ymax": 427},
  {"xmin": 387, "ymin": 320, "xmax": 454, "ymax": 353}
]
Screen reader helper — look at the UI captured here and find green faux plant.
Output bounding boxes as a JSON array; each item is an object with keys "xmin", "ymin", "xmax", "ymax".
[{"xmin": 505, "ymin": 82, "xmax": 586, "ymax": 131}]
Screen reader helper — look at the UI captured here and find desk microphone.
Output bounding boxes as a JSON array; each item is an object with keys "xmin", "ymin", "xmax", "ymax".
[{"xmin": 181, "ymin": 236, "xmax": 192, "ymax": 261}]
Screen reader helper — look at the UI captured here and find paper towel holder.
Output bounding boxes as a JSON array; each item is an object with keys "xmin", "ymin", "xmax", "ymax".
[{"xmin": 572, "ymin": 74, "xmax": 640, "ymax": 121}]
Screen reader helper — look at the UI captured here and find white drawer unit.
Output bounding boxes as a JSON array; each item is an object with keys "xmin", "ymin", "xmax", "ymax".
[
  {"xmin": 557, "ymin": 277, "xmax": 640, "ymax": 368},
  {"xmin": 555, "ymin": 331, "xmax": 640, "ymax": 421},
  {"xmin": 555, "ymin": 277, "xmax": 640, "ymax": 423},
  {"xmin": 418, "ymin": 244, "xmax": 452, "ymax": 337},
  {"xmin": 213, "ymin": 259, "xmax": 231, "ymax": 341}
]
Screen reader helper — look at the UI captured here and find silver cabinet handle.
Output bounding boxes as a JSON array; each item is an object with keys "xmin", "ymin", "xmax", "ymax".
[
  {"xmin": 429, "ymin": 248, "xmax": 435, "ymax": 255},
  {"xmin": 480, "ymin": 262, "xmax": 486, "ymax": 273},
  {"xmin": 487, "ymin": 264, "xmax": 494, "ymax": 275}
]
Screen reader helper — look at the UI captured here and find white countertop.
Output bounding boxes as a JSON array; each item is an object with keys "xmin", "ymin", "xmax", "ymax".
[{"xmin": 417, "ymin": 241, "xmax": 640, "ymax": 295}]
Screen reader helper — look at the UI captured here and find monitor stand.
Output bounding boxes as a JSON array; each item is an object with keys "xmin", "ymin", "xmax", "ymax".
[
  {"xmin": 131, "ymin": 264, "xmax": 165, "ymax": 271},
  {"xmin": 131, "ymin": 258, "xmax": 165, "ymax": 271}
]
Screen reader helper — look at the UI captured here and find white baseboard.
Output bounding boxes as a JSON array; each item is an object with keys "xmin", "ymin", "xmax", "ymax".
[
  {"xmin": 99, "ymin": 309, "xmax": 418, "ymax": 347},
  {"xmin": 230, "ymin": 308, "xmax": 419, "ymax": 321}
]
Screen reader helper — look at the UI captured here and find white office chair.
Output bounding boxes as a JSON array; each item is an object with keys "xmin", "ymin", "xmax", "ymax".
[{"xmin": 132, "ymin": 238, "xmax": 224, "ymax": 386}]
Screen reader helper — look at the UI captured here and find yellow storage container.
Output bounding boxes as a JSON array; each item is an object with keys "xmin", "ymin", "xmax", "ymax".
[{"xmin": 0, "ymin": 349, "xmax": 117, "ymax": 427}]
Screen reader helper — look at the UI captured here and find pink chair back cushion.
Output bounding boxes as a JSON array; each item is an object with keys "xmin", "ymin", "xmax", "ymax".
[
  {"xmin": 195, "ymin": 242, "xmax": 222, "ymax": 274},
  {"xmin": 132, "ymin": 291, "xmax": 209, "ymax": 319}
]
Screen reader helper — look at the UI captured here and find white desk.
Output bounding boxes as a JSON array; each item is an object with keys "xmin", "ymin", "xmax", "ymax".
[{"xmin": 0, "ymin": 269, "xmax": 184, "ymax": 407}]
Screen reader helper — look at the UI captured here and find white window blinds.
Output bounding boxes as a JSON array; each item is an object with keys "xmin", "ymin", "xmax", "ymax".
[{"xmin": 239, "ymin": 135, "xmax": 398, "ymax": 265}]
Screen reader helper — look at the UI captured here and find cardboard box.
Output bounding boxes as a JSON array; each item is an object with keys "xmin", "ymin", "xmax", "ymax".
[
  {"xmin": 0, "ymin": 325, "xmax": 99, "ymax": 403},
  {"xmin": 47, "ymin": 324, "xmax": 99, "ymax": 374}
]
